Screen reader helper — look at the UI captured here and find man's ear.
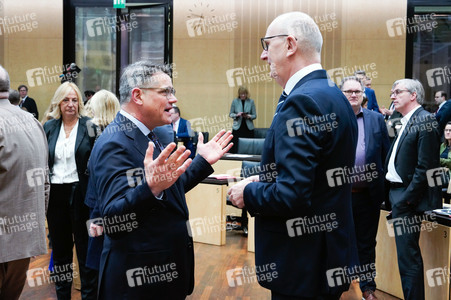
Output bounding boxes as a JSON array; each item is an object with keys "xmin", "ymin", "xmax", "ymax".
[
  {"xmin": 286, "ymin": 35, "xmax": 298, "ymax": 57},
  {"xmin": 131, "ymin": 88, "xmax": 144, "ymax": 105},
  {"xmin": 410, "ymin": 92, "xmax": 417, "ymax": 102}
]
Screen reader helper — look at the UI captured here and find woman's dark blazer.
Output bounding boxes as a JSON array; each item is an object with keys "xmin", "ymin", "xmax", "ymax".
[{"xmin": 43, "ymin": 116, "xmax": 97, "ymax": 201}]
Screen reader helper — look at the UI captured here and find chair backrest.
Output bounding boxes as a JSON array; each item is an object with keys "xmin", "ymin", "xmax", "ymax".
[
  {"xmin": 253, "ymin": 128, "xmax": 269, "ymax": 138},
  {"xmin": 237, "ymin": 138, "xmax": 265, "ymax": 155},
  {"xmin": 241, "ymin": 161, "xmax": 260, "ymax": 178},
  {"xmin": 192, "ymin": 131, "xmax": 209, "ymax": 146}
]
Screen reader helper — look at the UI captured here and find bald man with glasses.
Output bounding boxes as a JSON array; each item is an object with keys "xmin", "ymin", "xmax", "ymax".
[{"xmin": 229, "ymin": 12, "xmax": 359, "ymax": 299}]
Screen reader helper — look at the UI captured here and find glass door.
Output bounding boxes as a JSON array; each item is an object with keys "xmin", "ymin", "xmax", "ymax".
[
  {"xmin": 411, "ymin": 7, "xmax": 451, "ymax": 110},
  {"xmin": 73, "ymin": 2, "xmax": 171, "ymax": 95}
]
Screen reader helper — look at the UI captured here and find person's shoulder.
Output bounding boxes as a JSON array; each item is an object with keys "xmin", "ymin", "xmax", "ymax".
[
  {"xmin": 43, "ymin": 117, "xmax": 58, "ymax": 126},
  {"xmin": 43, "ymin": 117, "xmax": 59, "ymax": 131},
  {"xmin": 363, "ymin": 107, "xmax": 382, "ymax": 118},
  {"xmin": 78, "ymin": 115, "xmax": 92, "ymax": 125}
]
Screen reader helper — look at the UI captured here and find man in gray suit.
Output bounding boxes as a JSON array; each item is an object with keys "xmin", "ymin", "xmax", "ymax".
[{"xmin": 0, "ymin": 65, "xmax": 49, "ymax": 299}]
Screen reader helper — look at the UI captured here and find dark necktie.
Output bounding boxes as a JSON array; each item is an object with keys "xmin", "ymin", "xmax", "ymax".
[
  {"xmin": 274, "ymin": 91, "xmax": 288, "ymax": 116},
  {"xmin": 147, "ymin": 131, "xmax": 165, "ymax": 152}
]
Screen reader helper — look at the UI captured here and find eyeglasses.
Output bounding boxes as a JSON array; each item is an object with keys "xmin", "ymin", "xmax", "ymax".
[
  {"xmin": 390, "ymin": 89, "xmax": 410, "ymax": 97},
  {"xmin": 260, "ymin": 34, "xmax": 290, "ymax": 51},
  {"xmin": 343, "ymin": 90, "xmax": 363, "ymax": 96},
  {"xmin": 140, "ymin": 86, "xmax": 176, "ymax": 99}
]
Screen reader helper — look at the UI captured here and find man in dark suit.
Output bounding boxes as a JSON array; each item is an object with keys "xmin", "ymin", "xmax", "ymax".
[
  {"xmin": 354, "ymin": 71, "xmax": 380, "ymax": 114},
  {"xmin": 434, "ymin": 90, "xmax": 451, "ymax": 132},
  {"xmin": 229, "ymin": 12, "xmax": 359, "ymax": 298},
  {"xmin": 18, "ymin": 84, "xmax": 39, "ymax": 119},
  {"xmin": 87, "ymin": 61, "xmax": 232, "ymax": 299},
  {"xmin": 380, "ymin": 100, "xmax": 403, "ymax": 143},
  {"xmin": 340, "ymin": 76, "xmax": 390, "ymax": 300},
  {"xmin": 385, "ymin": 79, "xmax": 441, "ymax": 300},
  {"xmin": 170, "ymin": 106, "xmax": 195, "ymax": 158}
]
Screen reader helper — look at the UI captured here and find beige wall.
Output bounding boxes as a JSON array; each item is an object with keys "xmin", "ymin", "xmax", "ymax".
[
  {"xmin": 0, "ymin": 0, "xmax": 406, "ymax": 129},
  {"xmin": 174, "ymin": 0, "xmax": 407, "ymax": 131},
  {"xmin": 0, "ymin": 0, "xmax": 63, "ymax": 121}
]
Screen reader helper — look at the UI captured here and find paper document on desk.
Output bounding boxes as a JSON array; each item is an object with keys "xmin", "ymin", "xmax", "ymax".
[
  {"xmin": 432, "ymin": 208, "xmax": 451, "ymax": 217},
  {"xmin": 224, "ymin": 154, "xmax": 254, "ymax": 158},
  {"xmin": 208, "ymin": 174, "xmax": 237, "ymax": 180}
]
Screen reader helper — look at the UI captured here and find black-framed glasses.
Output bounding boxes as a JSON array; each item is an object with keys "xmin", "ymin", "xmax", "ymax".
[
  {"xmin": 140, "ymin": 86, "xmax": 176, "ymax": 99},
  {"xmin": 343, "ymin": 90, "xmax": 363, "ymax": 96},
  {"xmin": 390, "ymin": 89, "xmax": 410, "ymax": 97},
  {"xmin": 260, "ymin": 34, "xmax": 290, "ymax": 51}
]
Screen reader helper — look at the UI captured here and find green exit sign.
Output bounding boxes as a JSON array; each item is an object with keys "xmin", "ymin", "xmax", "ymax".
[{"xmin": 114, "ymin": 0, "xmax": 126, "ymax": 8}]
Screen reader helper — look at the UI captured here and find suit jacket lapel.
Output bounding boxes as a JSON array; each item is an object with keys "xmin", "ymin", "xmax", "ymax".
[
  {"xmin": 396, "ymin": 108, "xmax": 422, "ymax": 153},
  {"xmin": 244, "ymin": 99, "xmax": 249, "ymax": 113},
  {"xmin": 75, "ymin": 117, "xmax": 87, "ymax": 154},
  {"xmin": 362, "ymin": 109, "xmax": 371, "ymax": 162},
  {"xmin": 48, "ymin": 118, "xmax": 62, "ymax": 169}
]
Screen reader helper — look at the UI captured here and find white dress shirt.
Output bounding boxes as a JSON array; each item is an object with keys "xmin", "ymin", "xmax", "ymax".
[
  {"xmin": 284, "ymin": 63, "xmax": 323, "ymax": 95},
  {"xmin": 51, "ymin": 120, "xmax": 79, "ymax": 183}
]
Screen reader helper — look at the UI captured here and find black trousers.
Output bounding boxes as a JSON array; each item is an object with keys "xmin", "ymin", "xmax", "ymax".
[
  {"xmin": 47, "ymin": 183, "xmax": 98, "ymax": 300},
  {"xmin": 351, "ymin": 189, "xmax": 380, "ymax": 292},
  {"xmin": 389, "ymin": 187, "xmax": 425, "ymax": 300}
]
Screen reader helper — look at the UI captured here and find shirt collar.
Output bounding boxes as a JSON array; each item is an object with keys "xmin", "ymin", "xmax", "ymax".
[
  {"xmin": 356, "ymin": 107, "xmax": 364, "ymax": 118},
  {"xmin": 120, "ymin": 109, "xmax": 150, "ymax": 136},
  {"xmin": 439, "ymin": 101, "xmax": 446, "ymax": 109},
  {"xmin": 284, "ymin": 63, "xmax": 322, "ymax": 95}
]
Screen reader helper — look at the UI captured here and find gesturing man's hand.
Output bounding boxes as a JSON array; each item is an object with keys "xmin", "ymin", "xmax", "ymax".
[{"xmin": 144, "ymin": 142, "xmax": 192, "ymax": 196}]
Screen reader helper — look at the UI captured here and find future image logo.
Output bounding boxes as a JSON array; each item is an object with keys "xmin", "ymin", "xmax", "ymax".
[
  {"xmin": 126, "ymin": 168, "xmax": 144, "ymax": 187},
  {"xmin": 426, "ymin": 67, "xmax": 451, "ymax": 88},
  {"xmin": 226, "ymin": 65, "xmax": 271, "ymax": 88},
  {"xmin": 386, "ymin": 14, "xmax": 438, "ymax": 37},
  {"xmin": 186, "ymin": 13, "xmax": 238, "ymax": 38},
  {"xmin": 86, "ymin": 13, "xmax": 138, "ymax": 37},
  {"xmin": 26, "ymin": 168, "xmax": 45, "ymax": 187},
  {"xmin": 426, "ymin": 167, "xmax": 448, "ymax": 187},
  {"xmin": 226, "ymin": 264, "xmax": 278, "ymax": 287},
  {"xmin": 426, "ymin": 267, "xmax": 450, "ymax": 287}
]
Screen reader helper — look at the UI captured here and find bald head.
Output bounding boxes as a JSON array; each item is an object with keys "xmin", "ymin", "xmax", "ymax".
[
  {"xmin": 269, "ymin": 12, "xmax": 323, "ymax": 61},
  {"xmin": 0, "ymin": 65, "xmax": 10, "ymax": 99}
]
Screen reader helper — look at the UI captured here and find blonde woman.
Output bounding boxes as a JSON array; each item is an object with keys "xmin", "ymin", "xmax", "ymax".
[
  {"xmin": 229, "ymin": 86, "xmax": 257, "ymax": 153},
  {"xmin": 43, "ymin": 82, "xmax": 98, "ymax": 299},
  {"xmin": 89, "ymin": 89, "xmax": 120, "ymax": 131}
]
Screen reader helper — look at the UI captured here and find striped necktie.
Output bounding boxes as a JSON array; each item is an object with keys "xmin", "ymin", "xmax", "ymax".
[
  {"xmin": 147, "ymin": 131, "xmax": 165, "ymax": 152},
  {"xmin": 274, "ymin": 91, "xmax": 288, "ymax": 116}
]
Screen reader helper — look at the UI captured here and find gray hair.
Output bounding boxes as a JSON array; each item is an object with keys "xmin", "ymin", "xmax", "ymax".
[
  {"xmin": 119, "ymin": 61, "xmax": 172, "ymax": 105},
  {"xmin": 0, "ymin": 65, "xmax": 10, "ymax": 93},
  {"xmin": 8, "ymin": 89, "xmax": 20, "ymax": 105},
  {"xmin": 339, "ymin": 76, "xmax": 364, "ymax": 91},
  {"xmin": 275, "ymin": 12, "xmax": 323, "ymax": 58},
  {"xmin": 392, "ymin": 79, "xmax": 425, "ymax": 105}
]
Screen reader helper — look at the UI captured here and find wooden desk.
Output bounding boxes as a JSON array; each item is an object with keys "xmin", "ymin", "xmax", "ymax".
[
  {"xmin": 376, "ymin": 210, "xmax": 451, "ymax": 299},
  {"xmin": 214, "ymin": 154, "xmax": 261, "ymax": 252},
  {"xmin": 186, "ymin": 179, "xmax": 228, "ymax": 246},
  {"xmin": 189, "ymin": 155, "xmax": 261, "ymax": 248}
]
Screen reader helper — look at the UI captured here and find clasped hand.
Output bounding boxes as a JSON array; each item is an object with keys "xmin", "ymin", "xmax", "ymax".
[{"xmin": 227, "ymin": 175, "xmax": 259, "ymax": 208}]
